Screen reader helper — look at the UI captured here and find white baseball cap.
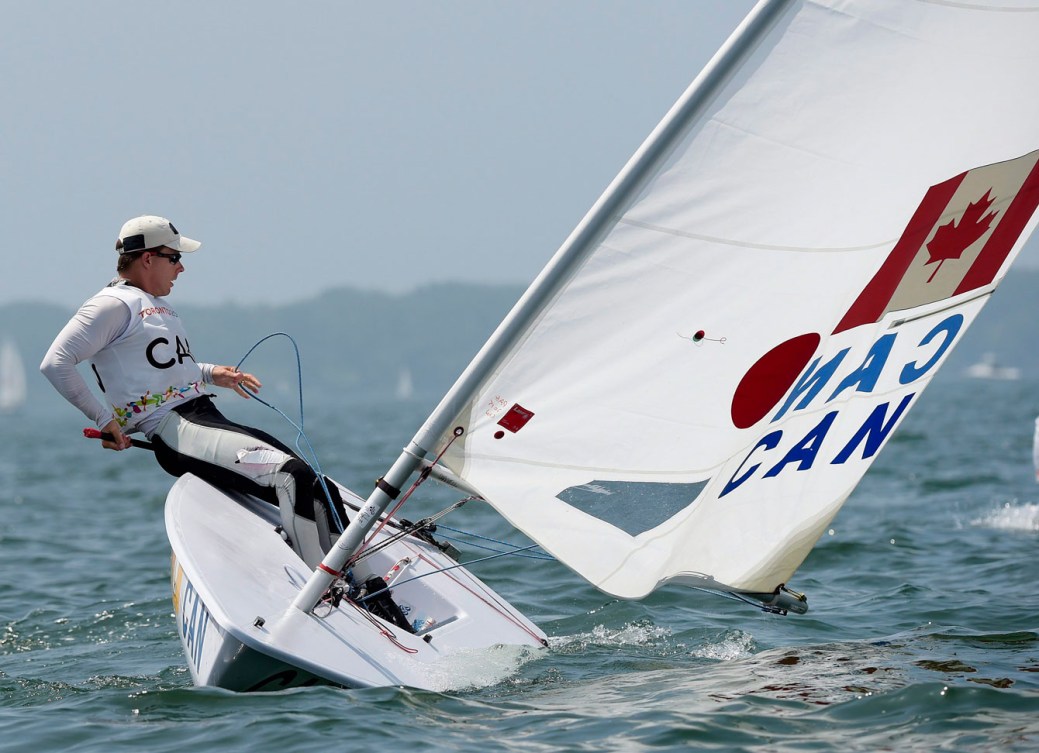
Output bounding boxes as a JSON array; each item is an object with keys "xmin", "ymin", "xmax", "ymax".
[{"xmin": 116, "ymin": 215, "xmax": 201, "ymax": 254}]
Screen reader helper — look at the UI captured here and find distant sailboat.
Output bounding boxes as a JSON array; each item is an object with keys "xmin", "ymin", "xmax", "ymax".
[
  {"xmin": 964, "ymin": 352, "xmax": 1021, "ymax": 381},
  {"xmin": 396, "ymin": 367, "xmax": 414, "ymax": 400},
  {"xmin": 0, "ymin": 338, "xmax": 27, "ymax": 412},
  {"xmin": 1033, "ymin": 416, "xmax": 1039, "ymax": 483}
]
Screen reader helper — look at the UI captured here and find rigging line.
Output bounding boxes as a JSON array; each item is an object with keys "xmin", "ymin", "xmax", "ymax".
[
  {"xmin": 348, "ymin": 492, "xmax": 553, "ymax": 566},
  {"xmin": 233, "ymin": 332, "xmax": 344, "ymax": 532},
  {"xmin": 348, "ymin": 551, "xmax": 543, "ymax": 647},
  {"xmin": 413, "ymin": 551, "xmax": 547, "ymax": 646},
  {"xmin": 349, "ymin": 427, "xmax": 465, "ymax": 568},
  {"xmin": 350, "ymin": 497, "xmax": 472, "ymax": 564},
  {"xmin": 383, "ymin": 544, "xmax": 541, "ymax": 591},
  {"xmin": 344, "ymin": 599, "xmax": 418, "ymax": 654},
  {"xmin": 432, "ymin": 532, "xmax": 555, "ymax": 561},
  {"xmin": 436, "ymin": 524, "xmax": 552, "ymax": 554},
  {"xmin": 689, "ymin": 586, "xmax": 783, "ymax": 614},
  {"xmin": 353, "ymin": 473, "xmax": 426, "ymax": 562},
  {"xmin": 342, "ymin": 491, "xmax": 544, "ymax": 553},
  {"xmin": 336, "ymin": 496, "xmax": 549, "ymax": 558}
]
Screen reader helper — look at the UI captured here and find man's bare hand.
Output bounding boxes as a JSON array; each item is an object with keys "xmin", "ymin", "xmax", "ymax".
[
  {"xmin": 212, "ymin": 365, "xmax": 262, "ymax": 398},
  {"xmin": 100, "ymin": 419, "xmax": 132, "ymax": 451}
]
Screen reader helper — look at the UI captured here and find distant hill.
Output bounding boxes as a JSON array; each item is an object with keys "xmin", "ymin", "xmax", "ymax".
[
  {"xmin": 4, "ymin": 270, "xmax": 1036, "ymax": 417},
  {"xmin": 176, "ymin": 281, "xmax": 527, "ymax": 403}
]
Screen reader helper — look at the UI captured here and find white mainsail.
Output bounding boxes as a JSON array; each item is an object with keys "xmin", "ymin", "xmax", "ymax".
[
  {"xmin": 0, "ymin": 338, "xmax": 27, "ymax": 412},
  {"xmin": 409, "ymin": 0, "xmax": 1039, "ymax": 600}
]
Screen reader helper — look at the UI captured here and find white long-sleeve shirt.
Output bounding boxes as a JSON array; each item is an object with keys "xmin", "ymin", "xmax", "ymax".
[{"xmin": 41, "ymin": 292, "xmax": 215, "ymax": 436}]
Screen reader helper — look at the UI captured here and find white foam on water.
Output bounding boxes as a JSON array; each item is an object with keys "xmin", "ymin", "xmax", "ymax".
[
  {"xmin": 691, "ymin": 629, "xmax": 757, "ymax": 661},
  {"xmin": 549, "ymin": 621, "xmax": 672, "ymax": 651},
  {"xmin": 420, "ymin": 621, "xmax": 677, "ymax": 692},
  {"xmin": 971, "ymin": 501, "xmax": 1039, "ymax": 532},
  {"xmin": 414, "ymin": 643, "xmax": 545, "ymax": 693}
]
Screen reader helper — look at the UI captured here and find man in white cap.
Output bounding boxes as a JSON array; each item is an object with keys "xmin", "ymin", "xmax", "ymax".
[{"xmin": 41, "ymin": 215, "xmax": 347, "ymax": 568}]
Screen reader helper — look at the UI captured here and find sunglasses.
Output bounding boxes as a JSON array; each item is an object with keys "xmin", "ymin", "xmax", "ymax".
[{"xmin": 151, "ymin": 249, "xmax": 183, "ymax": 265}]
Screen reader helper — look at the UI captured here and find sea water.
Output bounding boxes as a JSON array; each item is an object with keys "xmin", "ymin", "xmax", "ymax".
[{"xmin": 1, "ymin": 374, "xmax": 1037, "ymax": 752}]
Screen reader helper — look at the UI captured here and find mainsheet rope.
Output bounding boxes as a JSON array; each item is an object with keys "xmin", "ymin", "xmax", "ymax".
[{"xmin": 234, "ymin": 332, "xmax": 344, "ymax": 530}]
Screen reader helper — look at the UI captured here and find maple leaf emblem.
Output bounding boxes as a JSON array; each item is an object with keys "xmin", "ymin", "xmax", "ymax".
[{"xmin": 924, "ymin": 189, "xmax": 998, "ymax": 282}]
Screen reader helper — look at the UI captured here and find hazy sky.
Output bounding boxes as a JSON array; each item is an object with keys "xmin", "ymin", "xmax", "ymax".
[{"xmin": 4, "ymin": 1, "xmax": 1037, "ymax": 309}]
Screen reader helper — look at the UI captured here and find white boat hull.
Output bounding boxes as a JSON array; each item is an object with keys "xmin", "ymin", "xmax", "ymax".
[{"xmin": 166, "ymin": 474, "xmax": 546, "ymax": 691}]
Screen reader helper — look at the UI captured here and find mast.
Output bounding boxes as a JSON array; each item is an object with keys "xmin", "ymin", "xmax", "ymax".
[{"xmin": 290, "ymin": 0, "xmax": 791, "ymax": 613}]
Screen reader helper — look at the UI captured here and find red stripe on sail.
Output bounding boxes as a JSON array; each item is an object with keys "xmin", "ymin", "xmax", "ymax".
[
  {"xmin": 955, "ymin": 155, "xmax": 1039, "ymax": 295},
  {"xmin": 832, "ymin": 171, "xmax": 965, "ymax": 335}
]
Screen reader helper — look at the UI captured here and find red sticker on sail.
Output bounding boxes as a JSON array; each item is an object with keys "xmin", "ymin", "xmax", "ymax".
[{"xmin": 498, "ymin": 404, "xmax": 535, "ymax": 433}]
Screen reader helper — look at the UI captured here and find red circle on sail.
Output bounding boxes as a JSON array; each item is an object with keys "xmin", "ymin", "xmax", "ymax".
[{"xmin": 730, "ymin": 333, "xmax": 820, "ymax": 429}]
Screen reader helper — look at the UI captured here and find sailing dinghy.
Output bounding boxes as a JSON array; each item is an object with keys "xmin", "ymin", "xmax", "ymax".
[
  {"xmin": 168, "ymin": 0, "xmax": 1039, "ymax": 691},
  {"xmin": 0, "ymin": 338, "xmax": 27, "ymax": 413},
  {"xmin": 1033, "ymin": 416, "xmax": 1039, "ymax": 484}
]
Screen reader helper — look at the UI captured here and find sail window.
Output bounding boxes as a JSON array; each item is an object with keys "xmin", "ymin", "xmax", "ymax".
[{"xmin": 557, "ymin": 480, "xmax": 709, "ymax": 536}]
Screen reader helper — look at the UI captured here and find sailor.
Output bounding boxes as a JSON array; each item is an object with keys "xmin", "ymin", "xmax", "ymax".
[{"xmin": 40, "ymin": 215, "xmax": 346, "ymax": 567}]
